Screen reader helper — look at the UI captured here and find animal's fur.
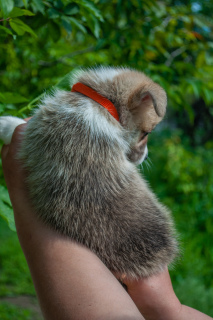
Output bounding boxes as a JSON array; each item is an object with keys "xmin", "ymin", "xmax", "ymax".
[{"xmin": 0, "ymin": 67, "xmax": 178, "ymax": 279}]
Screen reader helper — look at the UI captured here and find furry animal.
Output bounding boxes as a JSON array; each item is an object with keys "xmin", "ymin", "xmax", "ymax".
[{"xmin": 0, "ymin": 67, "xmax": 178, "ymax": 279}]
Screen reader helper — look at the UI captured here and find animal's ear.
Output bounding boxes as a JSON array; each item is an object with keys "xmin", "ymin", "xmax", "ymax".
[{"xmin": 127, "ymin": 82, "xmax": 167, "ymax": 129}]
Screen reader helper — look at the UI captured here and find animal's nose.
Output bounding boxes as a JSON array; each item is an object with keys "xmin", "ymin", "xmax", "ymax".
[{"xmin": 144, "ymin": 152, "xmax": 148, "ymax": 160}]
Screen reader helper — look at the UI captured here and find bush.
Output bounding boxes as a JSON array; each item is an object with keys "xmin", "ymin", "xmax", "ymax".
[{"xmin": 143, "ymin": 129, "xmax": 213, "ymax": 315}]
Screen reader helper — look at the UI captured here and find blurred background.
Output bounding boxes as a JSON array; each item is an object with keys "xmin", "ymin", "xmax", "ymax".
[{"xmin": 0, "ymin": 0, "xmax": 213, "ymax": 318}]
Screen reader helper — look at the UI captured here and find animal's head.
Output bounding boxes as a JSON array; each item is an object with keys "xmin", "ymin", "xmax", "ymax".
[{"xmin": 73, "ymin": 67, "xmax": 167, "ymax": 165}]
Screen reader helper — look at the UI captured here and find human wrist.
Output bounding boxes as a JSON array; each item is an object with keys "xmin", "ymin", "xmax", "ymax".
[{"xmin": 125, "ymin": 269, "xmax": 181, "ymax": 320}]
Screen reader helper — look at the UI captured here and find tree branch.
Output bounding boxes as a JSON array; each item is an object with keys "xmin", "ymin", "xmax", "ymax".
[
  {"xmin": 0, "ymin": 17, "xmax": 10, "ymax": 22},
  {"xmin": 165, "ymin": 46, "xmax": 186, "ymax": 67}
]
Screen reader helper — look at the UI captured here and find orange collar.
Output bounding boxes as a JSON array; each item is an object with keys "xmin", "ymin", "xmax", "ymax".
[{"xmin": 71, "ymin": 82, "xmax": 119, "ymax": 121}]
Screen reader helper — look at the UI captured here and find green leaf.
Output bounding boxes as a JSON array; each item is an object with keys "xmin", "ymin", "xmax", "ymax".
[
  {"xmin": 75, "ymin": 0, "xmax": 103, "ymax": 21},
  {"xmin": 0, "ymin": 185, "xmax": 11, "ymax": 205},
  {"xmin": 55, "ymin": 68, "xmax": 81, "ymax": 89},
  {"xmin": 184, "ymin": 102, "xmax": 195, "ymax": 124},
  {"xmin": 0, "ymin": 0, "xmax": 14, "ymax": 17},
  {"xmin": 0, "ymin": 185, "xmax": 15, "ymax": 232},
  {"xmin": 54, "ymin": 0, "xmax": 64, "ymax": 9},
  {"xmin": 10, "ymin": 20, "xmax": 25, "ymax": 35},
  {"xmin": 0, "ymin": 103, "xmax": 5, "ymax": 113},
  {"xmin": 31, "ymin": 0, "xmax": 45, "ymax": 14},
  {"xmin": 47, "ymin": 8, "xmax": 60, "ymax": 19},
  {"xmin": 69, "ymin": 17, "xmax": 87, "ymax": 33},
  {"xmin": 0, "ymin": 25, "xmax": 13, "ymax": 35},
  {"xmin": 64, "ymin": 3, "xmax": 79, "ymax": 15},
  {"xmin": 61, "ymin": 16, "xmax": 72, "ymax": 34},
  {"xmin": 0, "ymin": 200, "xmax": 16, "ymax": 231},
  {"xmin": 48, "ymin": 21, "xmax": 61, "ymax": 42},
  {"xmin": 0, "ymin": 92, "xmax": 28, "ymax": 104},
  {"xmin": 187, "ymin": 79, "xmax": 200, "ymax": 98},
  {"xmin": 91, "ymin": 17, "xmax": 100, "ymax": 38},
  {"xmin": 9, "ymin": 7, "xmax": 35, "ymax": 18},
  {"xmin": 10, "ymin": 18, "xmax": 37, "ymax": 37},
  {"xmin": 202, "ymin": 87, "xmax": 213, "ymax": 105},
  {"xmin": 85, "ymin": 14, "xmax": 100, "ymax": 38},
  {"xmin": 22, "ymin": 0, "xmax": 29, "ymax": 8}
]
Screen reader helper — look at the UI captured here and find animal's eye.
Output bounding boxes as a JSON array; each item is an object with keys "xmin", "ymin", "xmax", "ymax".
[
  {"xmin": 142, "ymin": 132, "xmax": 149, "ymax": 139},
  {"xmin": 138, "ymin": 132, "xmax": 150, "ymax": 143}
]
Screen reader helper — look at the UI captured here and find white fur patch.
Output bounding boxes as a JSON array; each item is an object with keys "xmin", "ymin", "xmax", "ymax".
[
  {"xmin": 81, "ymin": 101, "xmax": 119, "ymax": 136},
  {"xmin": 38, "ymin": 90, "xmax": 129, "ymax": 151},
  {"xmin": 63, "ymin": 99, "xmax": 129, "ymax": 151},
  {"xmin": 0, "ymin": 116, "xmax": 26, "ymax": 144},
  {"xmin": 136, "ymin": 145, "xmax": 148, "ymax": 165},
  {"xmin": 70, "ymin": 66, "xmax": 124, "ymax": 87},
  {"xmin": 90, "ymin": 67, "xmax": 121, "ymax": 82}
]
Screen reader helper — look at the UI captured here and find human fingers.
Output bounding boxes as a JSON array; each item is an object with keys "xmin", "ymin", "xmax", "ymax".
[
  {"xmin": 1, "ymin": 144, "xmax": 10, "ymax": 159},
  {"xmin": 1, "ymin": 123, "xmax": 28, "ymax": 191},
  {"xmin": 0, "ymin": 116, "xmax": 30, "ymax": 159}
]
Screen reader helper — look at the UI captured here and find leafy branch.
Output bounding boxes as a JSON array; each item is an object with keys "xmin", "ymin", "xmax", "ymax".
[
  {"xmin": 0, "ymin": 17, "xmax": 10, "ymax": 22},
  {"xmin": 165, "ymin": 47, "xmax": 187, "ymax": 67}
]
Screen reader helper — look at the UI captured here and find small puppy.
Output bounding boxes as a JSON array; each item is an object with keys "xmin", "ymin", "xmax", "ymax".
[{"xmin": 0, "ymin": 67, "xmax": 178, "ymax": 279}]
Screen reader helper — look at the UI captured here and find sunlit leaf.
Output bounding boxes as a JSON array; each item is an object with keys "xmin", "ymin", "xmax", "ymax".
[
  {"xmin": 0, "ymin": 25, "xmax": 13, "ymax": 35},
  {"xmin": 9, "ymin": 7, "xmax": 35, "ymax": 18},
  {"xmin": 10, "ymin": 18, "xmax": 37, "ymax": 37},
  {"xmin": 10, "ymin": 20, "xmax": 25, "ymax": 35},
  {"xmin": 0, "ymin": 92, "xmax": 28, "ymax": 104},
  {"xmin": 69, "ymin": 17, "xmax": 86, "ymax": 33},
  {"xmin": 0, "ymin": 0, "xmax": 14, "ymax": 17}
]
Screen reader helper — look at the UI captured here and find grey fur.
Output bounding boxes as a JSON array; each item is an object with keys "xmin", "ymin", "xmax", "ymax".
[{"xmin": 19, "ymin": 67, "xmax": 178, "ymax": 279}]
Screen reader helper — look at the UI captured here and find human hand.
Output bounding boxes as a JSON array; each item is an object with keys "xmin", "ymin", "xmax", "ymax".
[
  {"xmin": 1, "ymin": 123, "xmax": 32, "ymax": 243},
  {"xmin": 123, "ymin": 268, "xmax": 212, "ymax": 320},
  {"xmin": 1, "ymin": 123, "xmax": 143, "ymax": 320},
  {"xmin": 1, "ymin": 121, "xmax": 49, "ymax": 252},
  {"xmin": 122, "ymin": 268, "xmax": 181, "ymax": 320},
  {"xmin": 1, "ymin": 122, "xmax": 212, "ymax": 320}
]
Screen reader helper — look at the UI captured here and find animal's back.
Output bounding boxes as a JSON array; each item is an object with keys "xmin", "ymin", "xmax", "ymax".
[{"xmin": 19, "ymin": 86, "xmax": 178, "ymax": 279}]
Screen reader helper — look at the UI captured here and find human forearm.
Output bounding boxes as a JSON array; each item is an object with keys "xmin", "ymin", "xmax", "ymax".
[
  {"xmin": 125, "ymin": 270, "xmax": 212, "ymax": 320},
  {"xmin": 2, "ymin": 124, "xmax": 211, "ymax": 320},
  {"xmin": 18, "ymin": 213, "xmax": 143, "ymax": 320},
  {"xmin": 2, "ymin": 126, "xmax": 143, "ymax": 320}
]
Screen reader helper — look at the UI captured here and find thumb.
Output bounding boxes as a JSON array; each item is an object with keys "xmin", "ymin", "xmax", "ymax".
[{"xmin": 1, "ymin": 144, "xmax": 10, "ymax": 159}]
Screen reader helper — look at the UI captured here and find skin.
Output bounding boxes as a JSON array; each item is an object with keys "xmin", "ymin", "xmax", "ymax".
[{"xmin": 1, "ymin": 123, "xmax": 212, "ymax": 320}]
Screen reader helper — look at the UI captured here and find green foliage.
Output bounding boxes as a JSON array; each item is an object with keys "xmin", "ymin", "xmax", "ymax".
[
  {"xmin": 0, "ymin": 303, "xmax": 32, "ymax": 320},
  {"xmin": 0, "ymin": 0, "xmax": 213, "ymax": 114},
  {"xmin": 0, "ymin": 219, "xmax": 35, "ymax": 296},
  {"xmin": 174, "ymin": 276, "xmax": 213, "ymax": 316},
  {"xmin": 143, "ymin": 130, "xmax": 213, "ymax": 315},
  {"xmin": 0, "ymin": 185, "xmax": 15, "ymax": 232}
]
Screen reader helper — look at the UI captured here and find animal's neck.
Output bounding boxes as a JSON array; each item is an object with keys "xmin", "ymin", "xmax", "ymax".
[{"xmin": 71, "ymin": 82, "xmax": 119, "ymax": 122}]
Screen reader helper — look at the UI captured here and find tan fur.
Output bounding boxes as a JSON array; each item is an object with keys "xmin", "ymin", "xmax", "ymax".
[{"xmin": 16, "ymin": 66, "xmax": 178, "ymax": 279}]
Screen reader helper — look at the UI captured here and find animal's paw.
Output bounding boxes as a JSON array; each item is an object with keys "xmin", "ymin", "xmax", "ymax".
[{"xmin": 0, "ymin": 116, "xmax": 26, "ymax": 144}]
